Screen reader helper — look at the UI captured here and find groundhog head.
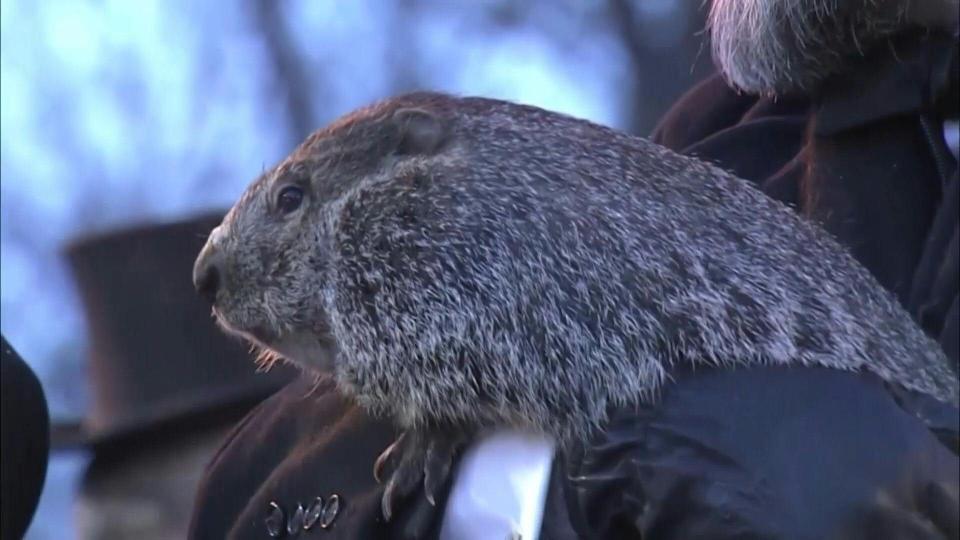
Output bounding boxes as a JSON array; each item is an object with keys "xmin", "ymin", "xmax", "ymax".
[{"xmin": 192, "ymin": 95, "xmax": 453, "ymax": 373}]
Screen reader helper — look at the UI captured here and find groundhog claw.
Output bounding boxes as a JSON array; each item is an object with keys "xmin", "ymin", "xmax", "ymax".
[
  {"xmin": 376, "ymin": 429, "xmax": 467, "ymax": 522},
  {"xmin": 373, "ymin": 433, "xmax": 405, "ymax": 484},
  {"xmin": 423, "ymin": 433, "xmax": 463, "ymax": 505}
]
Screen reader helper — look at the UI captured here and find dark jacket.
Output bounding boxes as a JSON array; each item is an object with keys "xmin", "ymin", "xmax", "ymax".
[
  {"xmin": 189, "ymin": 31, "xmax": 960, "ymax": 540},
  {"xmin": 1, "ymin": 336, "xmax": 50, "ymax": 540}
]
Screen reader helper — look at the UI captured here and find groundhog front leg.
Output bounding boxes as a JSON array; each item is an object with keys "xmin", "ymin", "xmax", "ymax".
[{"xmin": 373, "ymin": 427, "xmax": 469, "ymax": 521}]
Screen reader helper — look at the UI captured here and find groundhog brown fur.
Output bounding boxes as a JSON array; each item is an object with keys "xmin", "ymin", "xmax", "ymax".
[{"xmin": 193, "ymin": 91, "xmax": 959, "ymax": 518}]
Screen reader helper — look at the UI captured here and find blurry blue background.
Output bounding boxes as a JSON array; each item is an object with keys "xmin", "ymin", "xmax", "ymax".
[{"xmin": 0, "ymin": 1, "xmax": 710, "ymax": 537}]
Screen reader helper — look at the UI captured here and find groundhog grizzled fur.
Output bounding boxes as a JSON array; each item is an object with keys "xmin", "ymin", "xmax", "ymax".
[{"xmin": 193, "ymin": 92, "xmax": 959, "ymax": 518}]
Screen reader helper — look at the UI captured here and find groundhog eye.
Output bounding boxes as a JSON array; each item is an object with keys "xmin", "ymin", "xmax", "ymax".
[{"xmin": 276, "ymin": 185, "xmax": 304, "ymax": 214}]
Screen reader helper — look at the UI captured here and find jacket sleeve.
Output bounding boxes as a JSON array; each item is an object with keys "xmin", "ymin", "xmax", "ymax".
[
  {"xmin": 563, "ymin": 365, "xmax": 959, "ymax": 540},
  {"xmin": 1, "ymin": 336, "xmax": 50, "ymax": 540}
]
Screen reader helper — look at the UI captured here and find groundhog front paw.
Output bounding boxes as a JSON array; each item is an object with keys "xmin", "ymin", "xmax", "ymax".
[{"xmin": 373, "ymin": 428, "xmax": 467, "ymax": 521}]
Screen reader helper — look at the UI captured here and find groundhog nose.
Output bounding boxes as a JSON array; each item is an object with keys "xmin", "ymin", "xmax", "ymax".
[{"xmin": 193, "ymin": 244, "xmax": 224, "ymax": 305}]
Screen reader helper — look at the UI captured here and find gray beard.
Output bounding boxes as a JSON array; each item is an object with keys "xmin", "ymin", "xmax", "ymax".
[{"xmin": 708, "ymin": 0, "xmax": 959, "ymax": 96}]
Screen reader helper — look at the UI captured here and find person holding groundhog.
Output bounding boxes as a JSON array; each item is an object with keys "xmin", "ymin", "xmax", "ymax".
[{"xmin": 189, "ymin": 1, "xmax": 960, "ymax": 538}]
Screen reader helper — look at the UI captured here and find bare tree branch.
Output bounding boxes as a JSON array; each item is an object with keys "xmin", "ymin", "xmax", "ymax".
[
  {"xmin": 608, "ymin": 0, "xmax": 711, "ymax": 135},
  {"xmin": 387, "ymin": 0, "xmax": 423, "ymax": 93},
  {"xmin": 251, "ymin": 0, "xmax": 320, "ymax": 148}
]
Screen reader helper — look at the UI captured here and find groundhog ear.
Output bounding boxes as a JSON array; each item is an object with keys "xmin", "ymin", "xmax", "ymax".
[{"xmin": 391, "ymin": 108, "xmax": 449, "ymax": 156}]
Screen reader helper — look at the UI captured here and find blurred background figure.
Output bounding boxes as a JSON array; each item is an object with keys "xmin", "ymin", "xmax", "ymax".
[
  {"xmin": 59, "ymin": 216, "xmax": 295, "ymax": 540},
  {"xmin": 1, "ymin": 337, "xmax": 49, "ymax": 540},
  {"xmin": 0, "ymin": 1, "xmax": 711, "ymax": 537}
]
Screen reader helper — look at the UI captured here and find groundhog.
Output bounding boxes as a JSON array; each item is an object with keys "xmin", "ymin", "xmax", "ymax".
[{"xmin": 193, "ymin": 92, "xmax": 959, "ymax": 519}]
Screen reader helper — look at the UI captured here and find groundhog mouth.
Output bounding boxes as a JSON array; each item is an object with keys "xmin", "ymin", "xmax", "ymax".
[
  {"xmin": 246, "ymin": 325, "xmax": 278, "ymax": 344},
  {"xmin": 209, "ymin": 307, "xmax": 274, "ymax": 343},
  {"xmin": 211, "ymin": 308, "xmax": 338, "ymax": 371}
]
